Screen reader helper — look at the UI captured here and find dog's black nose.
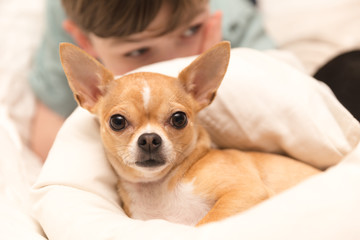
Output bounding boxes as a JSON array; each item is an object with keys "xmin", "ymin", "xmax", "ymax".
[{"xmin": 137, "ymin": 133, "xmax": 162, "ymax": 152}]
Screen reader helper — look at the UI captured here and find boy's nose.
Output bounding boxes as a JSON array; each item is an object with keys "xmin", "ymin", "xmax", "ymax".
[{"xmin": 156, "ymin": 36, "xmax": 200, "ymax": 60}]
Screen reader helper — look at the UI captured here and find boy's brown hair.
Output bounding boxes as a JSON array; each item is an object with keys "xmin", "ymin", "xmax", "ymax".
[{"xmin": 61, "ymin": 0, "xmax": 208, "ymax": 38}]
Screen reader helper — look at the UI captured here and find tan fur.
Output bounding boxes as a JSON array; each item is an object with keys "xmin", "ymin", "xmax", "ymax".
[
  {"xmin": 183, "ymin": 149, "xmax": 319, "ymax": 225},
  {"xmin": 60, "ymin": 42, "xmax": 320, "ymax": 226}
]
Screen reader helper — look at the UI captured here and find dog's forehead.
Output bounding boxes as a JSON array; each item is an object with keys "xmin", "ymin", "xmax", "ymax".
[
  {"xmin": 116, "ymin": 72, "xmax": 174, "ymax": 90},
  {"xmin": 107, "ymin": 72, "xmax": 189, "ymax": 112}
]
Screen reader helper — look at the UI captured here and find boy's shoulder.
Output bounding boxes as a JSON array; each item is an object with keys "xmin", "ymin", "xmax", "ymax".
[
  {"xmin": 28, "ymin": 0, "xmax": 77, "ymax": 118},
  {"xmin": 210, "ymin": 0, "xmax": 275, "ymax": 50}
]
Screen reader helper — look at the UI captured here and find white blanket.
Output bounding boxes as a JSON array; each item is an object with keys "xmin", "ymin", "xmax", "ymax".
[
  {"xmin": 32, "ymin": 48, "xmax": 360, "ymax": 240},
  {"xmin": 1, "ymin": 0, "xmax": 360, "ymax": 239}
]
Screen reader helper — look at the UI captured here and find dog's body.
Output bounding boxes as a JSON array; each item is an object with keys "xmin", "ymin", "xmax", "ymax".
[{"xmin": 60, "ymin": 42, "xmax": 320, "ymax": 226}]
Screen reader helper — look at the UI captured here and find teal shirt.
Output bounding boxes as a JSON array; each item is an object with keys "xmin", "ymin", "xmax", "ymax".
[
  {"xmin": 28, "ymin": 0, "xmax": 77, "ymax": 117},
  {"xmin": 210, "ymin": 0, "xmax": 274, "ymax": 50},
  {"xmin": 29, "ymin": 0, "xmax": 275, "ymax": 118}
]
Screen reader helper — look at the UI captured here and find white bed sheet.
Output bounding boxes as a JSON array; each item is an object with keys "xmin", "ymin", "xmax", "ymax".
[{"xmin": 0, "ymin": 0, "xmax": 45, "ymax": 238}]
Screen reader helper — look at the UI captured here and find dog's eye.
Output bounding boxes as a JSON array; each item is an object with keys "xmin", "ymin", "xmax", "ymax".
[
  {"xmin": 109, "ymin": 114, "xmax": 127, "ymax": 131},
  {"xmin": 170, "ymin": 112, "xmax": 187, "ymax": 129}
]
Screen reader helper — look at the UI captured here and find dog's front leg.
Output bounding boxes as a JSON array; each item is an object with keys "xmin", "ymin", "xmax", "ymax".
[{"xmin": 196, "ymin": 187, "xmax": 271, "ymax": 226}]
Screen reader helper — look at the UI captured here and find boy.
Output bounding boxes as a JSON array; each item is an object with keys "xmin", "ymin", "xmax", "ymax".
[{"xmin": 29, "ymin": 0, "xmax": 274, "ymax": 161}]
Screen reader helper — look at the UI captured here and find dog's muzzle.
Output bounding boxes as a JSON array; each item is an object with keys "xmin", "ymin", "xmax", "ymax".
[{"xmin": 136, "ymin": 133, "xmax": 166, "ymax": 168}]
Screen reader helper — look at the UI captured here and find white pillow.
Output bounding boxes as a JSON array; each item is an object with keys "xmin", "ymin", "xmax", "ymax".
[
  {"xmin": 31, "ymin": 47, "xmax": 360, "ymax": 240},
  {"xmin": 261, "ymin": 0, "xmax": 360, "ymax": 74}
]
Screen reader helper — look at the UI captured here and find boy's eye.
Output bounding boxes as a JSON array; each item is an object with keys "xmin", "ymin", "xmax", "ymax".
[
  {"xmin": 182, "ymin": 24, "xmax": 202, "ymax": 38},
  {"xmin": 125, "ymin": 47, "xmax": 149, "ymax": 57}
]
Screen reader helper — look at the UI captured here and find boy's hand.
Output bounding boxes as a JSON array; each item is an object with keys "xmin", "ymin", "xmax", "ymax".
[
  {"xmin": 30, "ymin": 101, "xmax": 65, "ymax": 162},
  {"xmin": 199, "ymin": 11, "xmax": 223, "ymax": 53}
]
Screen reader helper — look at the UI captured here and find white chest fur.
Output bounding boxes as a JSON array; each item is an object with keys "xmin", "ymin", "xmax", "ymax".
[{"xmin": 122, "ymin": 179, "xmax": 212, "ymax": 226}]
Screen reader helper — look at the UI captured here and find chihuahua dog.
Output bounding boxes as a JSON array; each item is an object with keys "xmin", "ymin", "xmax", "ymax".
[{"xmin": 60, "ymin": 42, "xmax": 320, "ymax": 226}]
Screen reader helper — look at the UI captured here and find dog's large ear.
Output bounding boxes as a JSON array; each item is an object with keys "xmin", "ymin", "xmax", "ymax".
[
  {"xmin": 179, "ymin": 41, "xmax": 230, "ymax": 109},
  {"xmin": 59, "ymin": 42, "xmax": 114, "ymax": 113}
]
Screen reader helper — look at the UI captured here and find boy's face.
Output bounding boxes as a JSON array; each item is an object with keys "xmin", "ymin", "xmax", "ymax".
[{"xmin": 65, "ymin": 3, "xmax": 221, "ymax": 75}]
